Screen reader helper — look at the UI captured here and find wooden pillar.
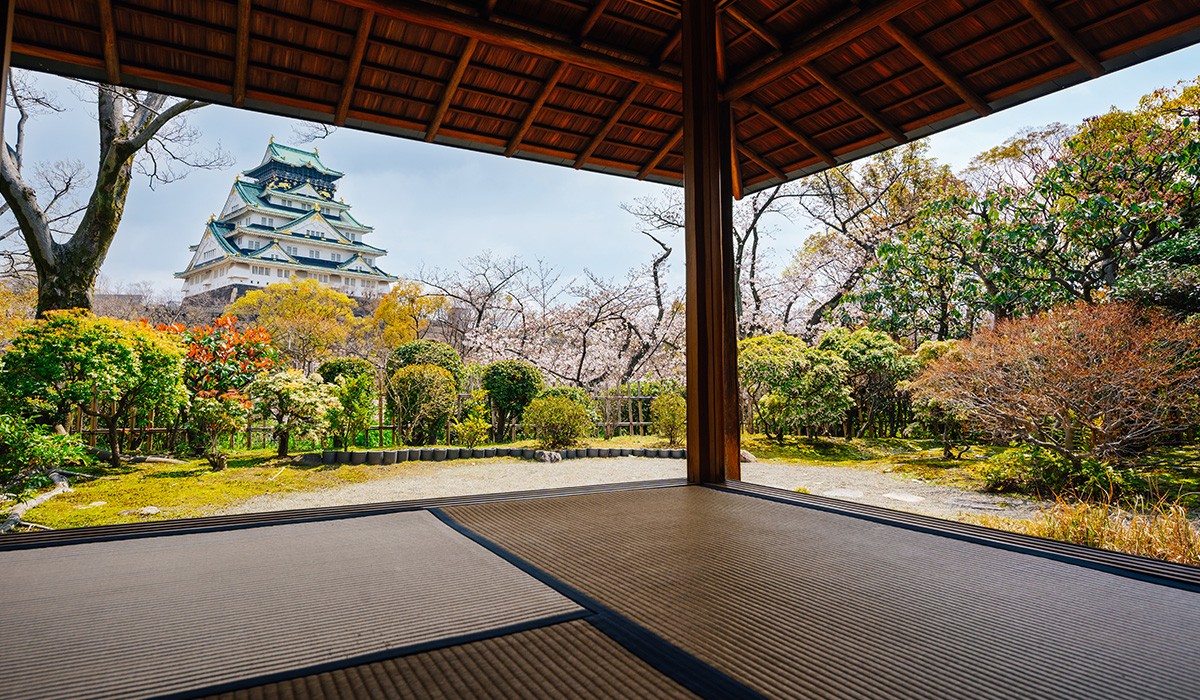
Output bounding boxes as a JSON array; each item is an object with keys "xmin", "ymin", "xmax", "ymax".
[
  {"xmin": 683, "ymin": 0, "xmax": 739, "ymax": 483},
  {"xmin": 0, "ymin": 0, "xmax": 14, "ymax": 138}
]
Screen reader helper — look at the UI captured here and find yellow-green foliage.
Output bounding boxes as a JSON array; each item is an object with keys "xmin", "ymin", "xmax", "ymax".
[
  {"xmin": 651, "ymin": 393, "xmax": 686, "ymax": 447},
  {"xmin": 0, "ymin": 310, "xmax": 186, "ymax": 429},
  {"xmin": 974, "ymin": 499, "xmax": 1200, "ymax": 566},
  {"xmin": 522, "ymin": 395, "xmax": 592, "ymax": 449}
]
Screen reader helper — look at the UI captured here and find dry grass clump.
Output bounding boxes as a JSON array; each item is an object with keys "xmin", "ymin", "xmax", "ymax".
[{"xmin": 975, "ymin": 498, "xmax": 1200, "ymax": 567}]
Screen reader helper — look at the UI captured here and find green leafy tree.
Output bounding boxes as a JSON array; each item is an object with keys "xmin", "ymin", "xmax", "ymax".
[
  {"xmin": 651, "ymin": 393, "xmax": 686, "ymax": 447},
  {"xmin": 246, "ymin": 370, "xmax": 337, "ymax": 457},
  {"xmin": 859, "ymin": 225, "xmax": 987, "ymax": 343},
  {"xmin": 386, "ymin": 339, "xmax": 465, "ymax": 388},
  {"xmin": 737, "ymin": 333, "xmax": 808, "ymax": 435},
  {"xmin": 327, "ymin": 373, "xmax": 375, "ymax": 450},
  {"xmin": 453, "ymin": 390, "xmax": 492, "ymax": 448},
  {"xmin": 816, "ymin": 328, "xmax": 916, "ymax": 438},
  {"xmin": 736, "ymin": 333, "xmax": 851, "ymax": 442},
  {"xmin": 522, "ymin": 395, "xmax": 593, "ymax": 449},
  {"xmin": 789, "ymin": 348, "xmax": 853, "ymax": 437},
  {"xmin": 0, "ymin": 311, "xmax": 186, "ymax": 468},
  {"xmin": 482, "ymin": 360, "xmax": 543, "ymax": 441},
  {"xmin": 1114, "ymin": 232, "xmax": 1200, "ymax": 314},
  {"xmin": 316, "ymin": 357, "xmax": 375, "ymax": 384},
  {"xmin": 881, "ymin": 80, "xmax": 1200, "ymax": 322},
  {"xmin": 0, "ymin": 412, "xmax": 88, "ymax": 496},
  {"xmin": 189, "ymin": 390, "xmax": 252, "ymax": 470},
  {"xmin": 903, "ymin": 340, "xmax": 971, "ymax": 459},
  {"xmin": 388, "ymin": 364, "xmax": 457, "ymax": 446}
]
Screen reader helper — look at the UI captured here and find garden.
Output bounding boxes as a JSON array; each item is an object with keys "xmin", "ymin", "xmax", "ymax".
[{"xmin": 3, "ymin": 78, "xmax": 1200, "ymax": 567}]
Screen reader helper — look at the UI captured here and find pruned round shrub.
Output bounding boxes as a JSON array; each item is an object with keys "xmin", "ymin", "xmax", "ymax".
[
  {"xmin": 482, "ymin": 360, "xmax": 543, "ymax": 440},
  {"xmin": 317, "ymin": 357, "xmax": 375, "ymax": 384},
  {"xmin": 651, "ymin": 393, "xmax": 686, "ymax": 447},
  {"xmin": 388, "ymin": 363, "xmax": 457, "ymax": 446},
  {"xmin": 386, "ymin": 340, "xmax": 464, "ymax": 388},
  {"xmin": 522, "ymin": 396, "xmax": 592, "ymax": 450},
  {"xmin": 537, "ymin": 386, "xmax": 598, "ymax": 425}
]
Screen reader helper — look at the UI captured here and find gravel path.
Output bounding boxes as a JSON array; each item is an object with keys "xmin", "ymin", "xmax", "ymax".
[{"xmin": 218, "ymin": 456, "xmax": 1046, "ymax": 521}]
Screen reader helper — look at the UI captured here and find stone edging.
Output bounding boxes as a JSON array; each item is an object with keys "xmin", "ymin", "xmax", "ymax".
[{"xmin": 300, "ymin": 447, "xmax": 688, "ymax": 466}]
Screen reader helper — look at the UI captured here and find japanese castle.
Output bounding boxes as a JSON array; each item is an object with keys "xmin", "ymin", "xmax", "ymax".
[{"xmin": 178, "ymin": 141, "xmax": 396, "ymax": 302}]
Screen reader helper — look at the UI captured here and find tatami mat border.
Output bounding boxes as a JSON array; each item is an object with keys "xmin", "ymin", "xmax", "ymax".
[
  {"xmin": 161, "ymin": 611, "xmax": 593, "ymax": 700},
  {"xmin": 431, "ymin": 508, "xmax": 768, "ymax": 700}
]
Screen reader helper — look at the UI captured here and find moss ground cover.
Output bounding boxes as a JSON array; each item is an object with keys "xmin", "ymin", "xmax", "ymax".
[{"xmin": 15, "ymin": 435, "xmax": 1200, "ymax": 540}]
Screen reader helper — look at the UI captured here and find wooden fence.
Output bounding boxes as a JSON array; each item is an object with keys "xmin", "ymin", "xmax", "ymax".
[{"xmin": 68, "ymin": 394, "xmax": 664, "ymax": 452}]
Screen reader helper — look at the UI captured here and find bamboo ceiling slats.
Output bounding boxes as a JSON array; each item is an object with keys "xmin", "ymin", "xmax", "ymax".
[{"xmin": 9, "ymin": 0, "xmax": 1200, "ymax": 192}]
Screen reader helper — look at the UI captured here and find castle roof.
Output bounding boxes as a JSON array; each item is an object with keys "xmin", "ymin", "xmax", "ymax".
[
  {"xmin": 243, "ymin": 142, "xmax": 343, "ymax": 178},
  {"xmin": 230, "ymin": 180, "xmax": 371, "ymax": 231}
]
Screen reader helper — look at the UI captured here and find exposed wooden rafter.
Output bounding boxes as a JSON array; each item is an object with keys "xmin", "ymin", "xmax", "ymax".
[
  {"xmin": 657, "ymin": 28, "xmax": 682, "ymax": 67},
  {"xmin": 744, "ymin": 96, "xmax": 836, "ymax": 165},
  {"xmin": 338, "ymin": 0, "xmax": 681, "ymax": 92},
  {"xmin": 426, "ymin": 36, "xmax": 478, "ymax": 142},
  {"xmin": 725, "ymin": 6, "xmax": 782, "ymax": 52},
  {"xmin": 881, "ymin": 20, "xmax": 991, "ymax": 116},
  {"xmin": 730, "ymin": 123, "xmax": 744, "ymax": 199},
  {"xmin": 96, "ymin": 0, "xmax": 120, "ymax": 84},
  {"xmin": 804, "ymin": 64, "xmax": 907, "ymax": 144},
  {"xmin": 638, "ymin": 124, "xmax": 682, "ymax": 179},
  {"xmin": 725, "ymin": 0, "xmax": 926, "ymax": 101},
  {"xmin": 575, "ymin": 81, "xmax": 643, "ymax": 169},
  {"xmin": 334, "ymin": 9, "xmax": 374, "ymax": 126},
  {"xmin": 232, "ymin": 0, "xmax": 250, "ymax": 107},
  {"xmin": 505, "ymin": 61, "xmax": 568, "ymax": 157},
  {"xmin": 1015, "ymin": 0, "xmax": 1104, "ymax": 78},
  {"xmin": 577, "ymin": 0, "xmax": 613, "ymax": 42},
  {"xmin": 737, "ymin": 142, "xmax": 784, "ymax": 183}
]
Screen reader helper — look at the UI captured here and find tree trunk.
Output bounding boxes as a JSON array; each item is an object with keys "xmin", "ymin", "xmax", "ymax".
[
  {"xmin": 104, "ymin": 416, "xmax": 122, "ymax": 470},
  {"xmin": 277, "ymin": 428, "xmax": 290, "ymax": 457}
]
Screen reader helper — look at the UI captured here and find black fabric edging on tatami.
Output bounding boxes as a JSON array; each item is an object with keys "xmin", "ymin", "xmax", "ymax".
[
  {"xmin": 0, "ymin": 479, "xmax": 687, "ymax": 552},
  {"xmin": 429, "ymin": 507, "xmax": 767, "ymax": 700},
  {"xmin": 153, "ymin": 610, "xmax": 592, "ymax": 700},
  {"xmin": 708, "ymin": 481, "xmax": 1200, "ymax": 594}
]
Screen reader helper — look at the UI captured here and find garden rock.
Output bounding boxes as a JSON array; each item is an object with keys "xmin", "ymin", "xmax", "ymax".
[
  {"xmin": 740, "ymin": 449, "xmax": 757, "ymax": 462},
  {"xmin": 137, "ymin": 506, "xmax": 161, "ymax": 515},
  {"xmin": 535, "ymin": 450, "xmax": 563, "ymax": 463}
]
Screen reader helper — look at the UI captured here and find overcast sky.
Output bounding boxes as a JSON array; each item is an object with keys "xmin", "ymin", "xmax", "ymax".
[{"xmin": 6, "ymin": 42, "xmax": 1200, "ymax": 296}]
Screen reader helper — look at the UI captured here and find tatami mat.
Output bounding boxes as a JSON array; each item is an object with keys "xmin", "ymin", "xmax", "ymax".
[
  {"xmin": 446, "ymin": 485, "xmax": 1200, "ymax": 699},
  {"xmin": 0, "ymin": 510, "xmax": 581, "ymax": 700},
  {"xmin": 200, "ymin": 619, "xmax": 700, "ymax": 700}
]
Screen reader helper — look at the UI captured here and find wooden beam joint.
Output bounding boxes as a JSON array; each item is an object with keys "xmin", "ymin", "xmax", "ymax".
[
  {"xmin": 1016, "ymin": 0, "xmax": 1104, "ymax": 78},
  {"xmin": 744, "ymin": 96, "xmax": 836, "ymax": 166},
  {"xmin": 881, "ymin": 20, "xmax": 991, "ymax": 116},
  {"xmin": 575, "ymin": 82, "xmax": 642, "ymax": 169},
  {"xmin": 805, "ymin": 64, "xmax": 907, "ymax": 144}
]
